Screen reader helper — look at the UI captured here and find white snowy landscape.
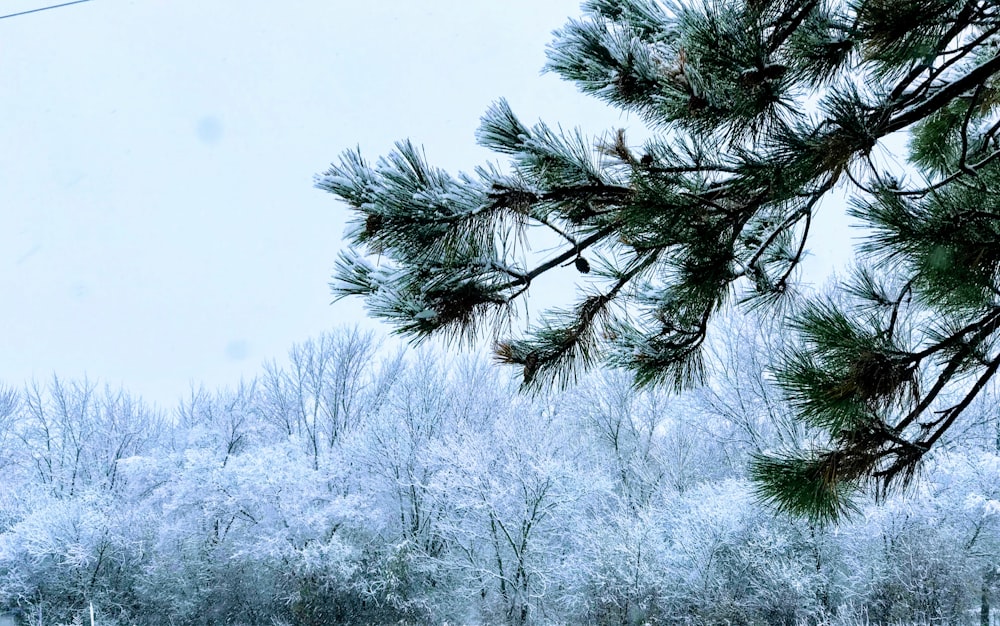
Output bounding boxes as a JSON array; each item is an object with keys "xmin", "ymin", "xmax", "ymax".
[
  {"xmin": 0, "ymin": 322, "xmax": 998, "ymax": 624},
  {"xmin": 5, "ymin": 0, "xmax": 1000, "ymax": 624}
]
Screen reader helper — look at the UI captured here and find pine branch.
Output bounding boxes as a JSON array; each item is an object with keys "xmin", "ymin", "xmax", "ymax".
[
  {"xmin": 767, "ymin": 0, "xmax": 821, "ymax": 54},
  {"xmin": 496, "ymin": 250, "xmax": 660, "ymax": 388},
  {"xmin": 323, "ymin": 0, "xmax": 1000, "ymax": 519},
  {"xmin": 922, "ymin": 350, "xmax": 1000, "ymax": 447},
  {"xmin": 891, "ymin": 308, "xmax": 1000, "ymax": 435},
  {"xmin": 497, "ymin": 224, "xmax": 619, "ymax": 292},
  {"xmin": 893, "ymin": 148, "xmax": 1000, "ymax": 196},
  {"xmin": 488, "ymin": 183, "xmax": 633, "ymax": 213},
  {"xmin": 885, "ymin": 0, "xmax": 984, "ymax": 105},
  {"xmin": 886, "ymin": 52, "xmax": 1000, "ymax": 134}
]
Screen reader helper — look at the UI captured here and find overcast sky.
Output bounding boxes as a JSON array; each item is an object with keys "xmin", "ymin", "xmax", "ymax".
[{"xmin": 0, "ymin": 0, "xmax": 855, "ymax": 408}]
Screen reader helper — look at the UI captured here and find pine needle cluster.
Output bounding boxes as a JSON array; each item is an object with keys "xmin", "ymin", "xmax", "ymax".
[{"xmin": 319, "ymin": 0, "xmax": 1000, "ymax": 520}]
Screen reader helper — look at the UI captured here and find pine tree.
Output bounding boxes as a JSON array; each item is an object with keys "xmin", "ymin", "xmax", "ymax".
[{"xmin": 317, "ymin": 0, "xmax": 1000, "ymax": 521}]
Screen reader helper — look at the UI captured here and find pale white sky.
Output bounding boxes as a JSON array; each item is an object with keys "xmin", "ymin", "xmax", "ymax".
[
  {"xmin": 0, "ymin": 0, "xmax": 627, "ymax": 406},
  {"xmin": 0, "ymin": 0, "xmax": 854, "ymax": 407}
]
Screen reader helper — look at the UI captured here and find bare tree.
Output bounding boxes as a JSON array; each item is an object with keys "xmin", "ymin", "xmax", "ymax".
[
  {"xmin": 13, "ymin": 377, "xmax": 162, "ymax": 496},
  {"xmin": 693, "ymin": 310, "xmax": 809, "ymax": 461},
  {"xmin": 261, "ymin": 327, "xmax": 387, "ymax": 468}
]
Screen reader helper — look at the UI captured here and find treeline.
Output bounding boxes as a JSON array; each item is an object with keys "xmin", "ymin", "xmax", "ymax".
[{"xmin": 0, "ymin": 325, "xmax": 998, "ymax": 625}]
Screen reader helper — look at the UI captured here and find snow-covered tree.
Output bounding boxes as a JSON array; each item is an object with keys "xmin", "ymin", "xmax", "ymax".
[
  {"xmin": 3, "ymin": 328, "xmax": 999, "ymax": 623},
  {"xmin": 11, "ymin": 378, "xmax": 162, "ymax": 497},
  {"xmin": 427, "ymin": 398, "xmax": 581, "ymax": 625},
  {"xmin": 259, "ymin": 327, "xmax": 393, "ymax": 467}
]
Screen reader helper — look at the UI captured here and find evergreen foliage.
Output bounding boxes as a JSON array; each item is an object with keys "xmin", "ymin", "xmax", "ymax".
[{"xmin": 318, "ymin": 0, "xmax": 1000, "ymax": 520}]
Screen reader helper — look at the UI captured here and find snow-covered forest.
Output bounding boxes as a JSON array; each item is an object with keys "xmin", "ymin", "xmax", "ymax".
[{"xmin": 0, "ymin": 320, "xmax": 997, "ymax": 626}]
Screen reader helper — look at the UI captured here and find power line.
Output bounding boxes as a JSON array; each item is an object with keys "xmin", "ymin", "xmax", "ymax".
[{"xmin": 0, "ymin": 0, "xmax": 93, "ymax": 21}]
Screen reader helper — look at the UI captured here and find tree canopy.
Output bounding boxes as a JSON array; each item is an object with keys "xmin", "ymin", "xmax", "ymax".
[{"xmin": 317, "ymin": 0, "xmax": 1000, "ymax": 521}]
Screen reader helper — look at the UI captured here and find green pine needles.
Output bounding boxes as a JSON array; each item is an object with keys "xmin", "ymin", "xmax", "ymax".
[{"xmin": 318, "ymin": 0, "xmax": 1000, "ymax": 521}]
